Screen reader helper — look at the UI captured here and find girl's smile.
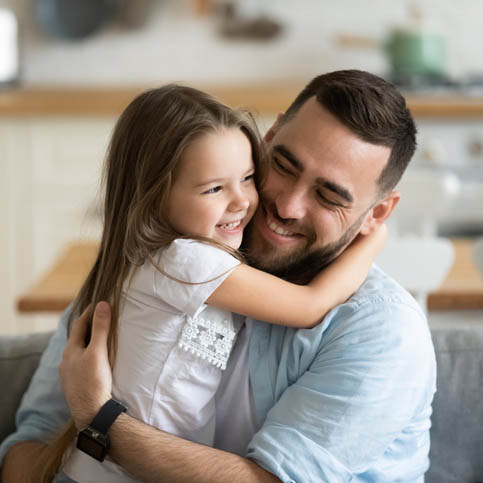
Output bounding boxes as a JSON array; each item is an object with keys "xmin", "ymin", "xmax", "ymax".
[{"xmin": 165, "ymin": 127, "xmax": 259, "ymax": 249}]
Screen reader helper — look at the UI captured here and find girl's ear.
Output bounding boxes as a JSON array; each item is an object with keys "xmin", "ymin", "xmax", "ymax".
[
  {"xmin": 264, "ymin": 112, "xmax": 285, "ymax": 143},
  {"xmin": 359, "ymin": 191, "xmax": 400, "ymax": 235}
]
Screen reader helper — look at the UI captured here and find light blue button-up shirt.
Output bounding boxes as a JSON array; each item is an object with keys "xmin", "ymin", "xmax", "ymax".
[
  {"xmin": 0, "ymin": 266, "xmax": 436, "ymax": 482},
  {"xmin": 247, "ymin": 266, "xmax": 436, "ymax": 482}
]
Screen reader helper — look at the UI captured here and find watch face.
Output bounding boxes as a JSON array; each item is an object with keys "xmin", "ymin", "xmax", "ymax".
[{"xmin": 77, "ymin": 429, "xmax": 107, "ymax": 462}]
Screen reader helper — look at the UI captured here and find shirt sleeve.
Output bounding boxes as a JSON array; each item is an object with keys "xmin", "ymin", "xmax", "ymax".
[
  {"xmin": 246, "ymin": 298, "xmax": 436, "ymax": 482},
  {"xmin": 154, "ymin": 239, "xmax": 241, "ymax": 318},
  {"xmin": 0, "ymin": 309, "xmax": 72, "ymax": 465}
]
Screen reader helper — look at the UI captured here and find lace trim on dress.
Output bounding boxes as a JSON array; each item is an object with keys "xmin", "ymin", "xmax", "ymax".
[{"xmin": 178, "ymin": 316, "xmax": 238, "ymax": 370}]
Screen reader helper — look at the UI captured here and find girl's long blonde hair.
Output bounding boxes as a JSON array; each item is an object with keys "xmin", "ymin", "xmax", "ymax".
[{"xmin": 38, "ymin": 84, "xmax": 265, "ymax": 482}]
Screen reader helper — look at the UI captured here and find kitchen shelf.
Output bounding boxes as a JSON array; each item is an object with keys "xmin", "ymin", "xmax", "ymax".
[
  {"xmin": 405, "ymin": 95, "xmax": 483, "ymax": 119},
  {"xmin": 2, "ymin": 84, "xmax": 483, "ymax": 118},
  {"xmin": 0, "ymin": 84, "xmax": 303, "ymax": 117}
]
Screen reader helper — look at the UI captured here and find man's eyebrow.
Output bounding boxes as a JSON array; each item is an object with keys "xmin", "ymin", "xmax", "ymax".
[
  {"xmin": 317, "ymin": 178, "xmax": 354, "ymax": 204},
  {"xmin": 273, "ymin": 145, "xmax": 303, "ymax": 171},
  {"xmin": 273, "ymin": 144, "xmax": 354, "ymax": 204}
]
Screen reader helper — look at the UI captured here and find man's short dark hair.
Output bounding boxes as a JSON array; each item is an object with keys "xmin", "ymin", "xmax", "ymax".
[{"xmin": 283, "ymin": 70, "xmax": 417, "ymax": 194}]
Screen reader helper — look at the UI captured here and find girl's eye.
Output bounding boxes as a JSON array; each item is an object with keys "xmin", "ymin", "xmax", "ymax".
[
  {"xmin": 203, "ymin": 186, "xmax": 222, "ymax": 194},
  {"xmin": 242, "ymin": 173, "xmax": 255, "ymax": 183}
]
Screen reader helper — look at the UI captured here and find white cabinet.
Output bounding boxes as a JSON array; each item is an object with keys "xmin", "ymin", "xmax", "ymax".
[{"xmin": 1, "ymin": 117, "xmax": 115, "ymax": 334}]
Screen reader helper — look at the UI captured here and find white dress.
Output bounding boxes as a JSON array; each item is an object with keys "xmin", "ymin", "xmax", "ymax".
[{"xmin": 62, "ymin": 239, "xmax": 241, "ymax": 482}]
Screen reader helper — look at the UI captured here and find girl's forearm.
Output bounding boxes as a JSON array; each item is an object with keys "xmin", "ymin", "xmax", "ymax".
[{"xmin": 207, "ymin": 226, "xmax": 386, "ymax": 329}]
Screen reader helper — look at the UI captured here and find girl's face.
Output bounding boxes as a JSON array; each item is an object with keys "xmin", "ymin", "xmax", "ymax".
[{"xmin": 165, "ymin": 128, "xmax": 259, "ymax": 249}]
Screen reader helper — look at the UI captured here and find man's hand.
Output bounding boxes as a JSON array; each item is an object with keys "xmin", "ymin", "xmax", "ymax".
[
  {"xmin": 1, "ymin": 442, "xmax": 47, "ymax": 483},
  {"xmin": 59, "ymin": 302, "xmax": 113, "ymax": 429},
  {"xmin": 59, "ymin": 302, "xmax": 280, "ymax": 483}
]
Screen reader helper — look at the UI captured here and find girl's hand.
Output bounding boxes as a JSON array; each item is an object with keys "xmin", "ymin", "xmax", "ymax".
[{"xmin": 352, "ymin": 223, "xmax": 388, "ymax": 254}]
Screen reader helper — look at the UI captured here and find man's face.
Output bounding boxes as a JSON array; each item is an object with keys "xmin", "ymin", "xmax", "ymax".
[{"xmin": 244, "ymin": 97, "xmax": 393, "ymax": 282}]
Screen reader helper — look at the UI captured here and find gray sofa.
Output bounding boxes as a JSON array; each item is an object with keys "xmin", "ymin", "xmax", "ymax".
[
  {"xmin": 1, "ymin": 314, "xmax": 482, "ymax": 482},
  {"xmin": 427, "ymin": 314, "xmax": 483, "ymax": 482}
]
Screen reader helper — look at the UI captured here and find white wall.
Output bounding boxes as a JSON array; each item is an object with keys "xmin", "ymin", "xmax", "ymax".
[{"xmin": 3, "ymin": 0, "xmax": 483, "ymax": 86}]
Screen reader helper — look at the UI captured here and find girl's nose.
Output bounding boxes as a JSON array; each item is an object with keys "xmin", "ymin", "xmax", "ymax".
[{"xmin": 229, "ymin": 191, "xmax": 250, "ymax": 212}]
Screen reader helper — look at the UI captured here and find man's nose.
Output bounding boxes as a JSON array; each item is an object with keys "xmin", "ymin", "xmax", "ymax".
[{"xmin": 275, "ymin": 185, "xmax": 307, "ymax": 220}]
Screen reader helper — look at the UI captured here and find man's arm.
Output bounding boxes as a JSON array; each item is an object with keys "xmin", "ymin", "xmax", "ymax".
[
  {"xmin": 109, "ymin": 415, "xmax": 278, "ymax": 483},
  {"xmin": 0, "ymin": 309, "xmax": 72, "ymax": 482},
  {"xmin": 1, "ymin": 442, "xmax": 47, "ymax": 483},
  {"xmin": 60, "ymin": 302, "xmax": 280, "ymax": 483}
]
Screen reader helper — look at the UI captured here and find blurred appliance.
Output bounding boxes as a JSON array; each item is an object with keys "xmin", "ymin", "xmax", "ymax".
[
  {"xmin": 402, "ymin": 119, "xmax": 483, "ymax": 237},
  {"xmin": 335, "ymin": 6, "xmax": 447, "ymax": 83},
  {"xmin": 376, "ymin": 236, "xmax": 454, "ymax": 313},
  {"xmin": 385, "ymin": 26, "xmax": 445, "ymax": 84},
  {"xmin": 393, "ymin": 167, "xmax": 460, "ymax": 237},
  {"xmin": 336, "ymin": 7, "xmax": 446, "ymax": 84},
  {"xmin": 0, "ymin": 6, "xmax": 19, "ymax": 85},
  {"xmin": 34, "ymin": 0, "xmax": 118, "ymax": 40}
]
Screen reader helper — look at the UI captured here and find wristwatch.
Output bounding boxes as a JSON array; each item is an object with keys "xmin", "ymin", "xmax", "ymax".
[{"xmin": 76, "ymin": 398, "xmax": 127, "ymax": 462}]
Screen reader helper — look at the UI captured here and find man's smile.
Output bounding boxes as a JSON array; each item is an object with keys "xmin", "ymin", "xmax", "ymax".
[
  {"xmin": 254, "ymin": 204, "xmax": 306, "ymax": 247},
  {"xmin": 266, "ymin": 214, "xmax": 297, "ymax": 237}
]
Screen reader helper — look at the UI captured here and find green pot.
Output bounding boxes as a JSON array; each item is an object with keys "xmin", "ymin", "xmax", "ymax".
[{"xmin": 385, "ymin": 29, "xmax": 446, "ymax": 78}]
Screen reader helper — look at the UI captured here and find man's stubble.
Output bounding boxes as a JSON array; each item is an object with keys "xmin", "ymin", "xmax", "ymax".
[{"xmin": 242, "ymin": 207, "xmax": 368, "ymax": 285}]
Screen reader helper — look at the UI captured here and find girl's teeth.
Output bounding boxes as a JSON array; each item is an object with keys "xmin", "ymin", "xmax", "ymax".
[{"xmin": 219, "ymin": 220, "xmax": 241, "ymax": 230}]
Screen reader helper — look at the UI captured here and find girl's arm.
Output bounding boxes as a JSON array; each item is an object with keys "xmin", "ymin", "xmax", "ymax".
[{"xmin": 207, "ymin": 225, "xmax": 387, "ymax": 328}]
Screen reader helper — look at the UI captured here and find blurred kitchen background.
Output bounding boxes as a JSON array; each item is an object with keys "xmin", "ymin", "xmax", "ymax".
[{"xmin": 1, "ymin": 0, "xmax": 483, "ymax": 334}]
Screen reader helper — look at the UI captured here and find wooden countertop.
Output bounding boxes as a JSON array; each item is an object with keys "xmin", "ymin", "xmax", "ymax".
[
  {"xmin": 427, "ymin": 238, "xmax": 483, "ymax": 310},
  {"xmin": 2, "ymin": 84, "xmax": 483, "ymax": 118},
  {"xmin": 17, "ymin": 242, "xmax": 98, "ymax": 313},
  {"xmin": 16, "ymin": 238, "xmax": 483, "ymax": 313}
]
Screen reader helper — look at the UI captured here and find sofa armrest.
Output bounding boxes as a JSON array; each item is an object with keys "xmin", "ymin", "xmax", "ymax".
[
  {"xmin": 427, "ymin": 314, "xmax": 483, "ymax": 482},
  {"xmin": 0, "ymin": 331, "xmax": 53, "ymax": 443}
]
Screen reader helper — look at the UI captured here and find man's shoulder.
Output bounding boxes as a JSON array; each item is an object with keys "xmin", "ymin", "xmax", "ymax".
[
  {"xmin": 251, "ymin": 265, "xmax": 432, "ymax": 365},
  {"xmin": 318, "ymin": 265, "xmax": 432, "ymax": 357},
  {"xmin": 350, "ymin": 264, "xmax": 422, "ymax": 313},
  {"xmin": 321, "ymin": 264, "xmax": 426, "ymax": 334}
]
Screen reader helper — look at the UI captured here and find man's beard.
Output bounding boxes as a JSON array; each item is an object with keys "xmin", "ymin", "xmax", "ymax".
[{"xmin": 242, "ymin": 208, "xmax": 367, "ymax": 285}]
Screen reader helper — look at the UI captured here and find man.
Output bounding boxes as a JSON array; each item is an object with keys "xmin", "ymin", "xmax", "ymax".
[{"xmin": 1, "ymin": 70, "xmax": 436, "ymax": 482}]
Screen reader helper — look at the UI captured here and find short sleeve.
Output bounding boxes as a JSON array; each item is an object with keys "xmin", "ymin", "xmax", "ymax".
[
  {"xmin": 154, "ymin": 239, "xmax": 240, "ymax": 318},
  {"xmin": 247, "ymin": 298, "xmax": 436, "ymax": 481}
]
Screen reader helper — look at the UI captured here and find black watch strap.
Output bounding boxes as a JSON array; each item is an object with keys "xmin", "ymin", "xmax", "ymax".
[{"xmin": 90, "ymin": 398, "xmax": 127, "ymax": 434}]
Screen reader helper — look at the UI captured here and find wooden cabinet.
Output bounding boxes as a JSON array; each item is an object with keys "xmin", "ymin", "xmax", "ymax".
[{"xmin": 0, "ymin": 117, "xmax": 114, "ymax": 334}]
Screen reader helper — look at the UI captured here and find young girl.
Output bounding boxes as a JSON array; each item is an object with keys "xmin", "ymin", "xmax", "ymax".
[{"xmin": 42, "ymin": 85, "xmax": 385, "ymax": 482}]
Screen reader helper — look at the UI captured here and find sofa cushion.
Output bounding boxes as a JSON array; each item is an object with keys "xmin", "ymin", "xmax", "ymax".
[
  {"xmin": 0, "ymin": 331, "xmax": 53, "ymax": 443},
  {"xmin": 427, "ymin": 314, "xmax": 483, "ymax": 482}
]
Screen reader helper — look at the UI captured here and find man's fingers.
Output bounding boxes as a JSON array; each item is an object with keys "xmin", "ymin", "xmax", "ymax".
[
  {"xmin": 67, "ymin": 304, "xmax": 92, "ymax": 347},
  {"xmin": 89, "ymin": 301, "xmax": 112, "ymax": 351}
]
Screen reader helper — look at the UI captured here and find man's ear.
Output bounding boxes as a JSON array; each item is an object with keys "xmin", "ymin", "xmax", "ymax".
[
  {"xmin": 264, "ymin": 112, "xmax": 285, "ymax": 143},
  {"xmin": 359, "ymin": 191, "xmax": 400, "ymax": 235}
]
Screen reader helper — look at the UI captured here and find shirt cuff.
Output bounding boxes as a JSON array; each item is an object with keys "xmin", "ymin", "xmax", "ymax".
[{"xmin": 247, "ymin": 423, "xmax": 351, "ymax": 482}]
